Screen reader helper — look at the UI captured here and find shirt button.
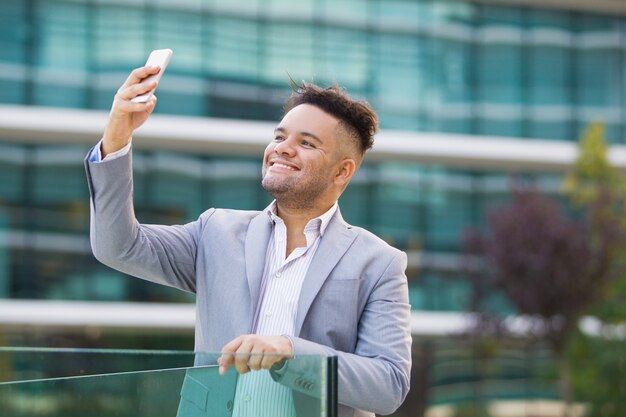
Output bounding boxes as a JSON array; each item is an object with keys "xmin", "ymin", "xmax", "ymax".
[
  {"xmin": 244, "ymin": 395, "xmax": 251, "ymax": 402},
  {"xmin": 275, "ymin": 271, "xmax": 282, "ymax": 278},
  {"xmin": 265, "ymin": 311, "xmax": 272, "ymax": 317}
]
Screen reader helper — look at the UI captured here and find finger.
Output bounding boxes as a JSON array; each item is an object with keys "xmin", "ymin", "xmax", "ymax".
[
  {"xmin": 113, "ymin": 98, "xmax": 155, "ymax": 114},
  {"xmin": 219, "ymin": 336, "xmax": 244, "ymax": 375},
  {"xmin": 120, "ymin": 65, "xmax": 160, "ymax": 90},
  {"xmin": 260, "ymin": 353, "xmax": 285, "ymax": 370},
  {"xmin": 234, "ymin": 340, "xmax": 253, "ymax": 374},
  {"xmin": 247, "ymin": 351, "xmax": 264, "ymax": 371},
  {"xmin": 117, "ymin": 80, "xmax": 158, "ymax": 101}
]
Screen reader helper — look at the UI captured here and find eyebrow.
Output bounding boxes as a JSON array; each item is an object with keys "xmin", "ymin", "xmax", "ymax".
[{"xmin": 274, "ymin": 127, "xmax": 323, "ymax": 145}]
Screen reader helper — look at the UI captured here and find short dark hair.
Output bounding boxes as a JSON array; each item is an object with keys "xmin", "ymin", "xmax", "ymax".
[{"xmin": 283, "ymin": 80, "xmax": 378, "ymax": 156}]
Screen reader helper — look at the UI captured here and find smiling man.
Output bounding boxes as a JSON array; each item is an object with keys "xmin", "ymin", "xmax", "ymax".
[{"xmin": 85, "ymin": 64, "xmax": 411, "ymax": 417}]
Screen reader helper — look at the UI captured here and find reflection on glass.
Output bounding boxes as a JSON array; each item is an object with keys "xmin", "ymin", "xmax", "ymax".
[{"xmin": 0, "ymin": 348, "xmax": 337, "ymax": 417}]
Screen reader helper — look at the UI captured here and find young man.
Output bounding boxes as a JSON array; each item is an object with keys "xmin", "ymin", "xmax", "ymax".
[{"xmin": 85, "ymin": 65, "xmax": 411, "ymax": 417}]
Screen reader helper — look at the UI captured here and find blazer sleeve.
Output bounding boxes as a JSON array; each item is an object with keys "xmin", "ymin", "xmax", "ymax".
[
  {"xmin": 84, "ymin": 147, "xmax": 206, "ymax": 293},
  {"xmin": 273, "ymin": 251, "xmax": 412, "ymax": 415}
]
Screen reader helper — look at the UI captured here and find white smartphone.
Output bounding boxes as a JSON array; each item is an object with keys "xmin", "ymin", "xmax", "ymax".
[{"xmin": 131, "ymin": 48, "xmax": 173, "ymax": 103}]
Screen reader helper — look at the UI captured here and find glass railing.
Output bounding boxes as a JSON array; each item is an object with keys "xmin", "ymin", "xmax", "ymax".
[{"xmin": 0, "ymin": 347, "xmax": 337, "ymax": 417}]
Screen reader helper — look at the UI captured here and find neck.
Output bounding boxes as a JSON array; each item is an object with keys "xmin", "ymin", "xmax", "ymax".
[
  {"xmin": 275, "ymin": 200, "xmax": 334, "ymax": 232},
  {"xmin": 274, "ymin": 200, "xmax": 335, "ymax": 258}
]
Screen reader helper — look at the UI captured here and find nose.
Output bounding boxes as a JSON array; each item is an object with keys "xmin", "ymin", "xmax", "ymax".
[{"xmin": 274, "ymin": 136, "xmax": 296, "ymax": 157}]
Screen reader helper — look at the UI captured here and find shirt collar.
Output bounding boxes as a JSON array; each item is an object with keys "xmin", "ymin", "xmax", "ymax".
[{"xmin": 264, "ymin": 200, "xmax": 338, "ymax": 236}]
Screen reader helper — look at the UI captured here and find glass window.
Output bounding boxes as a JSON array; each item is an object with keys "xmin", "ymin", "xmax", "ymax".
[
  {"xmin": 526, "ymin": 10, "xmax": 574, "ymax": 140},
  {"xmin": 151, "ymin": 8, "xmax": 207, "ymax": 116},
  {"xmin": 262, "ymin": 22, "xmax": 314, "ymax": 84},
  {"xmin": 0, "ymin": 143, "xmax": 26, "ymax": 204},
  {"xmin": 205, "ymin": 159, "xmax": 264, "ymax": 210},
  {"xmin": 0, "ymin": 2, "xmax": 28, "ymax": 103},
  {"xmin": 318, "ymin": 0, "xmax": 367, "ymax": 25},
  {"xmin": 411, "ymin": 271, "xmax": 471, "ymax": 311},
  {"xmin": 143, "ymin": 152, "xmax": 205, "ymax": 223},
  {"xmin": 266, "ymin": 0, "xmax": 314, "ymax": 19},
  {"xmin": 0, "ymin": 2, "xmax": 27, "ymax": 64},
  {"xmin": 575, "ymin": 14, "xmax": 622, "ymax": 143},
  {"xmin": 316, "ymin": 27, "xmax": 368, "ymax": 90},
  {"xmin": 211, "ymin": 0, "xmax": 261, "ymax": 15},
  {"xmin": 33, "ymin": 1, "xmax": 90, "ymax": 107},
  {"xmin": 424, "ymin": 169, "xmax": 476, "ymax": 251},
  {"xmin": 476, "ymin": 6, "xmax": 524, "ymax": 137},
  {"xmin": 338, "ymin": 167, "xmax": 373, "ymax": 229},
  {"xmin": 154, "ymin": 8, "xmax": 202, "ymax": 73},
  {"xmin": 30, "ymin": 147, "xmax": 90, "ymax": 234},
  {"xmin": 92, "ymin": 4, "xmax": 147, "ymax": 109},
  {"xmin": 376, "ymin": 0, "xmax": 425, "ymax": 30},
  {"xmin": 94, "ymin": 5, "xmax": 146, "ymax": 70},
  {"xmin": 372, "ymin": 33, "xmax": 425, "ymax": 130},
  {"xmin": 430, "ymin": 36, "xmax": 473, "ymax": 133},
  {"xmin": 373, "ymin": 163, "xmax": 426, "ymax": 243},
  {"xmin": 206, "ymin": 16, "xmax": 259, "ymax": 80}
]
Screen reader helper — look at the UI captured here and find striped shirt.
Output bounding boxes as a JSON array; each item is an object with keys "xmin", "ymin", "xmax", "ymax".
[{"xmin": 233, "ymin": 200, "xmax": 338, "ymax": 417}]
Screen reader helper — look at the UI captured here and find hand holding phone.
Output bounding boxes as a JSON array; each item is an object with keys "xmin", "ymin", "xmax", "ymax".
[{"xmin": 131, "ymin": 48, "xmax": 173, "ymax": 103}]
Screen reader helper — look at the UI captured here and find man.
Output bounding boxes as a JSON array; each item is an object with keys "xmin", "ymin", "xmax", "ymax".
[{"xmin": 85, "ymin": 64, "xmax": 411, "ymax": 417}]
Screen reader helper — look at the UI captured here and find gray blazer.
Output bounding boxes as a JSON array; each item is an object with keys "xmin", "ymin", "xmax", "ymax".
[{"xmin": 85, "ymin": 149, "xmax": 412, "ymax": 417}]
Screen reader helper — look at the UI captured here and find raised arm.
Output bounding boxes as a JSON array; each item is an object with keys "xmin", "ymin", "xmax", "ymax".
[{"xmin": 85, "ymin": 65, "xmax": 202, "ymax": 293}]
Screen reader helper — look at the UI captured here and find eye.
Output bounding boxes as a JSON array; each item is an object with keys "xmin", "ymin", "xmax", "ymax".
[
  {"xmin": 301, "ymin": 140, "xmax": 315, "ymax": 148},
  {"xmin": 274, "ymin": 135, "xmax": 285, "ymax": 142}
]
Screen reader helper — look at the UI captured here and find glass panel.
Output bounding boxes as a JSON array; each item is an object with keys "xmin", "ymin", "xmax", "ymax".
[
  {"xmin": 0, "ymin": 1, "xmax": 28, "ymax": 103},
  {"xmin": 207, "ymin": 16, "xmax": 260, "ymax": 79},
  {"xmin": 151, "ymin": 5, "xmax": 206, "ymax": 115},
  {"xmin": 425, "ymin": 339, "xmax": 558, "ymax": 408},
  {"xmin": 0, "ymin": 1, "xmax": 27, "ymax": 64},
  {"xmin": 33, "ymin": 0, "xmax": 89, "ymax": 108},
  {"xmin": 211, "ymin": 0, "xmax": 261, "ymax": 15},
  {"xmin": 376, "ymin": 0, "xmax": 424, "ymax": 29},
  {"xmin": 266, "ymin": 0, "xmax": 314, "ymax": 19},
  {"xmin": 476, "ymin": 6, "xmax": 524, "ymax": 137},
  {"xmin": 0, "ymin": 348, "xmax": 337, "ymax": 417},
  {"xmin": 425, "ymin": 170, "xmax": 476, "ymax": 251},
  {"xmin": 374, "ymin": 163, "xmax": 424, "ymax": 242},
  {"xmin": 526, "ymin": 10, "xmax": 573, "ymax": 140},
  {"xmin": 575, "ymin": 14, "xmax": 623, "ymax": 143},
  {"xmin": 316, "ymin": 27, "xmax": 368, "ymax": 89},
  {"xmin": 373, "ymin": 34, "xmax": 424, "ymax": 130},
  {"xmin": 411, "ymin": 271, "xmax": 466, "ymax": 311},
  {"xmin": 319, "ymin": 0, "xmax": 367, "ymax": 25},
  {"xmin": 263, "ymin": 23, "xmax": 315, "ymax": 84},
  {"xmin": 94, "ymin": 5, "xmax": 146, "ymax": 70}
]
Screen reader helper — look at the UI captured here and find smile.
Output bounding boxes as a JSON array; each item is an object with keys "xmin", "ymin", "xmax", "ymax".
[{"xmin": 270, "ymin": 162, "xmax": 299, "ymax": 171}]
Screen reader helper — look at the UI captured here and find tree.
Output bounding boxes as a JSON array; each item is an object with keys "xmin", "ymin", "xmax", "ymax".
[
  {"xmin": 463, "ymin": 185, "xmax": 622, "ymax": 417},
  {"xmin": 562, "ymin": 122, "xmax": 626, "ymax": 417}
]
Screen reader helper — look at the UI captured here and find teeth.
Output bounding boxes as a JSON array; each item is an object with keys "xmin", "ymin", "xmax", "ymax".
[{"xmin": 273, "ymin": 163, "xmax": 295, "ymax": 170}]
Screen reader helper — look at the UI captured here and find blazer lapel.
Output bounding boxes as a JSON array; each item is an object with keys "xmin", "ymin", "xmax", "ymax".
[
  {"xmin": 245, "ymin": 211, "xmax": 273, "ymax": 331},
  {"xmin": 294, "ymin": 209, "xmax": 357, "ymax": 335}
]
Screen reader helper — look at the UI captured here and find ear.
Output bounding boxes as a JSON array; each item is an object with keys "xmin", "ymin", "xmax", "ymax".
[{"xmin": 334, "ymin": 158, "xmax": 357, "ymax": 188}]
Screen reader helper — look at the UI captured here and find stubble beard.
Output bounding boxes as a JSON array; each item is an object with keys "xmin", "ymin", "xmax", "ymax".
[{"xmin": 261, "ymin": 170, "xmax": 330, "ymax": 210}]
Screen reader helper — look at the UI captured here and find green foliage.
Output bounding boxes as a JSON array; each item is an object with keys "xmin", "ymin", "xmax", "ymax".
[
  {"xmin": 563, "ymin": 122, "xmax": 620, "ymax": 206},
  {"xmin": 568, "ymin": 331, "xmax": 626, "ymax": 417},
  {"xmin": 562, "ymin": 122, "xmax": 626, "ymax": 416}
]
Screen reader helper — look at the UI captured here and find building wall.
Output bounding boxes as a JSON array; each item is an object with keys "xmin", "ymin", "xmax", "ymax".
[{"xmin": 1, "ymin": 0, "xmax": 624, "ymax": 140}]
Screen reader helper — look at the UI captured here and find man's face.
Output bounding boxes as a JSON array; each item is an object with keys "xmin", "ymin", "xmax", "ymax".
[{"xmin": 261, "ymin": 104, "xmax": 343, "ymax": 208}]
